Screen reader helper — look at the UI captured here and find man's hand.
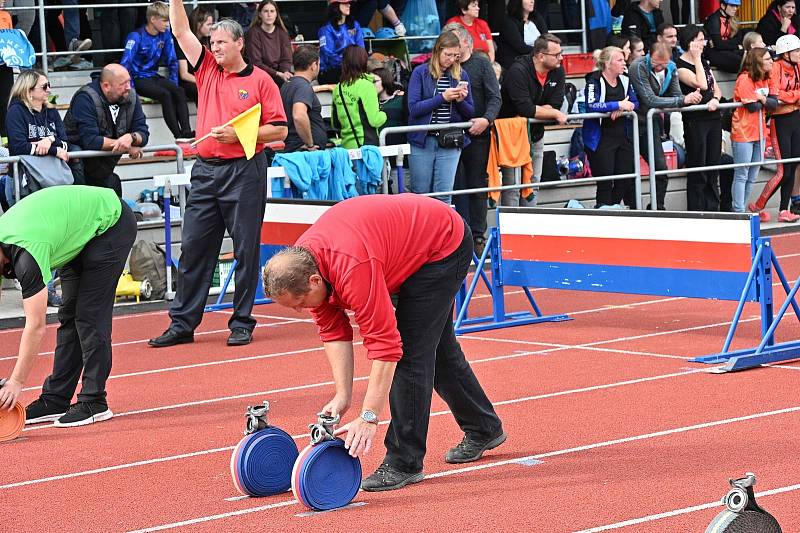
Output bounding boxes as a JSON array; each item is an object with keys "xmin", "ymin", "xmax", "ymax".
[
  {"xmin": 211, "ymin": 125, "xmax": 238, "ymax": 144},
  {"xmin": 468, "ymin": 117, "xmax": 490, "ymax": 136},
  {"xmin": 0, "ymin": 378, "xmax": 22, "ymax": 410},
  {"xmin": 128, "ymin": 146, "xmax": 144, "ymax": 159},
  {"xmin": 334, "ymin": 417, "xmax": 377, "ymax": 458},
  {"xmin": 111, "ymin": 133, "xmax": 133, "ymax": 153},
  {"xmin": 320, "ymin": 393, "xmax": 351, "ymax": 418},
  {"xmin": 278, "ymin": 71, "xmax": 292, "ymax": 82},
  {"xmin": 55, "ymin": 147, "xmax": 69, "ymax": 161},
  {"xmin": 552, "ymin": 110, "xmax": 568, "ymax": 125}
]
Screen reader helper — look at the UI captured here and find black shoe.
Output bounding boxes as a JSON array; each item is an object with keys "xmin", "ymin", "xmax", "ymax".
[
  {"xmin": 473, "ymin": 235, "xmax": 487, "ymax": 258},
  {"xmin": 360, "ymin": 463, "xmax": 424, "ymax": 492},
  {"xmin": 54, "ymin": 401, "xmax": 113, "ymax": 427},
  {"xmin": 25, "ymin": 398, "xmax": 67, "ymax": 425},
  {"xmin": 227, "ymin": 328, "xmax": 252, "ymax": 346},
  {"xmin": 148, "ymin": 329, "xmax": 194, "ymax": 348},
  {"xmin": 445, "ymin": 431, "xmax": 507, "ymax": 464}
]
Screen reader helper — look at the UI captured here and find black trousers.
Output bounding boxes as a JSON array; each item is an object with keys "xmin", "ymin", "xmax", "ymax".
[
  {"xmin": 454, "ymin": 134, "xmax": 490, "ymax": 240},
  {"xmin": 180, "ymin": 79, "xmax": 198, "ymax": 103},
  {"xmin": 40, "ymin": 201, "xmax": 136, "ymax": 405},
  {"xmin": 169, "ymin": 152, "xmax": 268, "ymax": 334},
  {"xmin": 772, "ymin": 113, "xmax": 800, "ymax": 211},
  {"xmin": 706, "ymin": 48, "xmax": 743, "ymax": 75},
  {"xmin": 134, "ymin": 77, "xmax": 192, "ymax": 138},
  {"xmin": 384, "ymin": 222, "xmax": 503, "ymax": 473},
  {"xmin": 587, "ymin": 133, "xmax": 636, "ymax": 208},
  {"xmin": 685, "ymin": 118, "xmax": 722, "ymax": 212},
  {"xmin": 639, "ymin": 119, "xmax": 668, "ymax": 209}
]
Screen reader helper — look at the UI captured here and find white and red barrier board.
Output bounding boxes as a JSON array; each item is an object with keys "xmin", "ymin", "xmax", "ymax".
[{"xmin": 260, "ymin": 202, "xmax": 332, "ymax": 247}]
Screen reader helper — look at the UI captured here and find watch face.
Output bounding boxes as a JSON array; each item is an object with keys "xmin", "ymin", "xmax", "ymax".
[{"xmin": 361, "ymin": 410, "xmax": 377, "ymax": 423}]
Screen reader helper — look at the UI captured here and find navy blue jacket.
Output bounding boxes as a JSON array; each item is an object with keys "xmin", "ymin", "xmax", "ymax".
[
  {"xmin": 5, "ymin": 99, "xmax": 69, "ymax": 157},
  {"xmin": 406, "ymin": 63, "xmax": 475, "ymax": 148},
  {"xmin": 582, "ymin": 71, "xmax": 639, "ymax": 152}
]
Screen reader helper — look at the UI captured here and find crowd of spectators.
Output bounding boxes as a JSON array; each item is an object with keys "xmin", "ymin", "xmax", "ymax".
[{"xmin": 4, "ymin": 0, "xmax": 800, "ymax": 225}]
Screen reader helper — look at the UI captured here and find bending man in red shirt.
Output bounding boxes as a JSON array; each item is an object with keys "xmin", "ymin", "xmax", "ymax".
[{"xmin": 263, "ymin": 194, "xmax": 505, "ymax": 492}]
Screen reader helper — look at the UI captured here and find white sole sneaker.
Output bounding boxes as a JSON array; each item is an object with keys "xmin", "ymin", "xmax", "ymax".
[
  {"xmin": 25, "ymin": 412, "xmax": 66, "ymax": 425},
  {"xmin": 54, "ymin": 408, "xmax": 113, "ymax": 427}
]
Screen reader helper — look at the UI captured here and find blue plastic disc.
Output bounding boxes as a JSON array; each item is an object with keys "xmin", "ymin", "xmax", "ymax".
[
  {"xmin": 230, "ymin": 427, "xmax": 298, "ymax": 497},
  {"xmin": 292, "ymin": 438, "xmax": 362, "ymax": 511}
]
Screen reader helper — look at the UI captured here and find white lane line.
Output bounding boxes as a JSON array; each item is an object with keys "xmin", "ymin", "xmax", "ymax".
[
  {"xmin": 6, "ymin": 367, "xmax": 705, "ymax": 488},
  {"xmin": 126, "ymin": 403, "xmax": 800, "ymax": 532},
  {"xmin": 464, "ymin": 335, "xmax": 690, "ymax": 361},
  {"xmin": 127, "ymin": 499, "xmax": 298, "ymax": 533},
  {"xmin": 575, "ymin": 481, "xmax": 800, "ymax": 532}
]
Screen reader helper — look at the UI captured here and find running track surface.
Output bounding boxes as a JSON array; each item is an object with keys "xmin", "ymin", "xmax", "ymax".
[{"xmin": 3, "ymin": 234, "xmax": 800, "ymax": 532}]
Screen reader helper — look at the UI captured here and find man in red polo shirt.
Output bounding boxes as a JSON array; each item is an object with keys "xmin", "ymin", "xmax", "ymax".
[
  {"xmin": 262, "ymin": 194, "xmax": 506, "ymax": 492},
  {"xmin": 150, "ymin": 0, "xmax": 288, "ymax": 349}
]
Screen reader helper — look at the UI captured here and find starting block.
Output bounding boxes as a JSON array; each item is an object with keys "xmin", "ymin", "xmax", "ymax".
[
  {"xmin": 292, "ymin": 413, "xmax": 362, "ymax": 511},
  {"xmin": 230, "ymin": 401, "xmax": 298, "ymax": 497}
]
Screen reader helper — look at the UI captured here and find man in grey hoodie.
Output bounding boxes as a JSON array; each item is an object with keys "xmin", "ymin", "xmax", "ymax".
[{"xmin": 628, "ymin": 42, "xmax": 701, "ymax": 209}]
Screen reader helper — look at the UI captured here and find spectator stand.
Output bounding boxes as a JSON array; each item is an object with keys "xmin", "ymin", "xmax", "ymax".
[
  {"xmin": 455, "ymin": 205, "xmax": 800, "ymax": 372},
  {"xmin": 204, "ymin": 142, "xmax": 411, "ymax": 313}
]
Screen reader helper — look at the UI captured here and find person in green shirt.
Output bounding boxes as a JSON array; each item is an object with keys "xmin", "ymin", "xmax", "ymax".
[
  {"xmin": 0, "ymin": 186, "xmax": 136, "ymax": 427},
  {"xmin": 332, "ymin": 45, "xmax": 387, "ymax": 149}
]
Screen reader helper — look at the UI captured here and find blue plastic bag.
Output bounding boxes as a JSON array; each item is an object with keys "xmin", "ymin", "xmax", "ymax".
[{"xmin": 401, "ymin": 0, "xmax": 440, "ymax": 53}]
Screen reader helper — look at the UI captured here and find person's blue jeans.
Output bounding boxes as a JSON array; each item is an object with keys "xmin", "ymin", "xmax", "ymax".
[
  {"xmin": 408, "ymin": 135, "xmax": 461, "ymax": 204},
  {"xmin": 63, "ymin": 0, "xmax": 80, "ymax": 44},
  {"xmin": 732, "ymin": 140, "xmax": 763, "ymax": 213},
  {"xmin": 1, "ymin": 175, "xmax": 14, "ymax": 209}
]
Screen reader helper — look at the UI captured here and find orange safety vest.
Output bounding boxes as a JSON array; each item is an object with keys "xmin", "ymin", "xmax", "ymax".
[{"xmin": 486, "ymin": 117, "xmax": 534, "ymax": 203}]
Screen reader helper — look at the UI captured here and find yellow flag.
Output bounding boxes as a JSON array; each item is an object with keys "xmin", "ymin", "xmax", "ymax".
[{"xmin": 229, "ymin": 103, "xmax": 261, "ymax": 160}]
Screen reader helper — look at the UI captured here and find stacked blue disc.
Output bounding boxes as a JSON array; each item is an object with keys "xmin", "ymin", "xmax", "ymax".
[
  {"xmin": 292, "ymin": 438, "xmax": 362, "ymax": 511},
  {"xmin": 230, "ymin": 427, "xmax": 299, "ymax": 497}
]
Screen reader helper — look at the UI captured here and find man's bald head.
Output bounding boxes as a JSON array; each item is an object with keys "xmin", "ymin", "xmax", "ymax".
[
  {"xmin": 99, "ymin": 64, "xmax": 132, "ymax": 104},
  {"xmin": 100, "ymin": 63, "xmax": 128, "ymax": 84},
  {"xmin": 262, "ymin": 246, "xmax": 319, "ymax": 298}
]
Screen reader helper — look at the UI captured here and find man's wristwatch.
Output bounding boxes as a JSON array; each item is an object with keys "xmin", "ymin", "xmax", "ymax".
[{"xmin": 360, "ymin": 409, "xmax": 378, "ymax": 424}]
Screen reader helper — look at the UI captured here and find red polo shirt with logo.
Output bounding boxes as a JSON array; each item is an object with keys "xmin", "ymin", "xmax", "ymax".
[
  {"xmin": 295, "ymin": 194, "xmax": 465, "ymax": 362},
  {"xmin": 193, "ymin": 47, "xmax": 287, "ymax": 159}
]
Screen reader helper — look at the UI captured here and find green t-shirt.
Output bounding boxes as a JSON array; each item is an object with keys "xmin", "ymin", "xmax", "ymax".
[
  {"xmin": 0, "ymin": 186, "xmax": 122, "ymax": 284},
  {"xmin": 332, "ymin": 74, "xmax": 388, "ymax": 149}
]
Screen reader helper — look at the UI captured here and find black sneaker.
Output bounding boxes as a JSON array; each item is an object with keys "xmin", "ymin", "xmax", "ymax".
[
  {"xmin": 227, "ymin": 328, "xmax": 252, "ymax": 346},
  {"xmin": 25, "ymin": 398, "xmax": 67, "ymax": 425},
  {"xmin": 445, "ymin": 431, "xmax": 507, "ymax": 464},
  {"xmin": 148, "ymin": 328, "xmax": 194, "ymax": 348},
  {"xmin": 54, "ymin": 401, "xmax": 113, "ymax": 427},
  {"xmin": 360, "ymin": 463, "xmax": 424, "ymax": 492}
]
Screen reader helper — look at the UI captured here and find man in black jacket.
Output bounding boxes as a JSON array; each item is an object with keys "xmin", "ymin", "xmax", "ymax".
[
  {"xmin": 63, "ymin": 64, "xmax": 150, "ymax": 197},
  {"xmin": 498, "ymin": 33, "xmax": 566, "ymax": 207},
  {"xmin": 622, "ymin": 0, "xmax": 665, "ymax": 52}
]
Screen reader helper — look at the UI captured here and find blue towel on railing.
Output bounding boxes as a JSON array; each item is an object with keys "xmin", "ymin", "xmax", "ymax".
[
  {"xmin": 308, "ymin": 150, "xmax": 332, "ymax": 200},
  {"xmin": 354, "ymin": 145, "xmax": 384, "ymax": 195},
  {"xmin": 272, "ymin": 152, "xmax": 312, "ymax": 198},
  {"xmin": 0, "ymin": 30, "xmax": 35, "ymax": 67},
  {"xmin": 328, "ymin": 147, "xmax": 358, "ymax": 201}
]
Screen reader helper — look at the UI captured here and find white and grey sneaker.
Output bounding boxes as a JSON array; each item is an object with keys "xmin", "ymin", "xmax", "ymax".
[{"xmin": 68, "ymin": 38, "xmax": 92, "ymax": 52}]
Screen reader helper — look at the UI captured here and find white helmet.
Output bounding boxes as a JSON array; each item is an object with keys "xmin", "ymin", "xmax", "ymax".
[{"xmin": 775, "ymin": 34, "xmax": 800, "ymax": 56}]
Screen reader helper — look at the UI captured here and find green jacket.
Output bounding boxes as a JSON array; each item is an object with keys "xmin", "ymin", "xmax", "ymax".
[{"xmin": 332, "ymin": 74, "xmax": 387, "ymax": 149}]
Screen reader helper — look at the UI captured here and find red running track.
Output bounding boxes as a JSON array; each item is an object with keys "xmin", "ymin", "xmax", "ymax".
[{"xmin": 2, "ymin": 234, "xmax": 800, "ymax": 532}]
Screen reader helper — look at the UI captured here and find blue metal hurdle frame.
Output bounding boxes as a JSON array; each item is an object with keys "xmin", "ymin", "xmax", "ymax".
[{"xmin": 455, "ymin": 207, "xmax": 800, "ymax": 372}]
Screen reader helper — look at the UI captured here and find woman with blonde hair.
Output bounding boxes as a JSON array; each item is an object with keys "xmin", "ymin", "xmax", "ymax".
[
  {"xmin": 582, "ymin": 46, "xmax": 639, "ymax": 208},
  {"xmin": 407, "ymin": 31, "xmax": 474, "ymax": 205},
  {"xmin": 245, "ymin": 0, "xmax": 293, "ymax": 86},
  {"xmin": 704, "ymin": 0, "xmax": 745, "ymax": 73}
]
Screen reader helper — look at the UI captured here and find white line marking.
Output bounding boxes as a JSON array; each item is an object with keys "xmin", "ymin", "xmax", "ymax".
[
  {"xmin": 125, "ymin": 402, "xmax": 800, "ymax": 532},
  {"xmin": 575, "ymin": 481, "xmax": 800, "ymax": 532},
  {"xmin": 6, "ymin": 368, "xmax": 705, "ymax": 488}
]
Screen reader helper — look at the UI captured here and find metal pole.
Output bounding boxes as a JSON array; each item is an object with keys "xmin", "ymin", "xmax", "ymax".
[
  {"xmin": 646, "ymin": 108, "xmax": 657, "ymax": 210},
  {"xmin": 38, "ymin": 0, "xmax": 48, "ymax": 75},
  {"xmin": 580, "ymin": 0, "xmax": 588, "ymax": 53},
  {"xmin": 632, "ymin": 119, "xmax": 642, "ymax": 210}
]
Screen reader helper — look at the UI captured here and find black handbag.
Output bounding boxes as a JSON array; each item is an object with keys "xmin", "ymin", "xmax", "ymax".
[{"xmin": 433, "ymin": 127, "xmax": 465, "ymax": 149}]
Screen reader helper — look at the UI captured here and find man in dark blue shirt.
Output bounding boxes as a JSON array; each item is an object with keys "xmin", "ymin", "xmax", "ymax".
[{"xmin": 120, "ymin": 1, "xmax": 193, "ymax": 141}]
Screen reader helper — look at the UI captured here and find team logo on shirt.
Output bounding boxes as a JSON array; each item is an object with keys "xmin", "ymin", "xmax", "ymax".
[{"xmin": 238, "ymin": 89, "xmax": 249, "ymax": 100}]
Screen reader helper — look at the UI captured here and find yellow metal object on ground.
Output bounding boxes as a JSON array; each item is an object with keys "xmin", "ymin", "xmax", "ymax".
[{"xmin": 116, "ymin": 272, "xmax": 152, "ymax": 302}]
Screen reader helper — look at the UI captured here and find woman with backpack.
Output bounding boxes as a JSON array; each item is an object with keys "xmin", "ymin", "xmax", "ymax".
[
  {"xmin": 582, "ymin": 46, "xmax": 639, "ymax": 208},
  {"xmin": 331, "ymin": 45, "xmax": 387, "ymax": 149},
  {"xmin": 407, "ymin": 31, "xmax": 474, "ymax": 206}
]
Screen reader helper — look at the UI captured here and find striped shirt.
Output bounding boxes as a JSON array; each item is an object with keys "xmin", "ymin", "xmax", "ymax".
[{"xmin": 431, "ymin": 77, "xmax": 452, "ymax": 124}]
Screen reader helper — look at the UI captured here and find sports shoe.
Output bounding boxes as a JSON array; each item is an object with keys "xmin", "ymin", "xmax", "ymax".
[
  {"xmin": 445, "ymin": 431, "xmax": 507, "ymax": 464},
  {"xmin": 148, "ymin": 328, "xmax": 194, "ymax": 347},
  {"xmin": 68, "ymin": 37, "xmax": 92, "ymax": 53},
  {"xmin": 227, "ymin": 327, "xmax": 252, "ymax": 346},
  {"xmin": 68, "ymin": 58, "xmax": 94, "ymax": 70},
  {"xmin": 747, "ymin": 201, "xmax": 762, "ymax": 213},
  {"xmin": 52, "ymin": 55, "xmax": 72, "ymax": 69},
  {"xmin": 25, "ymin": 398, "xmax": 67, "ymax": 425},
  {"xmin": 54, "ymin": 401, "xmax": 113, "ymax": 427},
  {"xmin": 758, "ymin": 210, "xmax": 771, "ymax": 223},
  {"xmin": 778, "ymin": 210, "xmax": 800, "ymax": 223},
  {"xmin": 361, "ymin": 463, "xmax": 424, "ymax": 492},
  {"xmin": 394, "ymin": 22, "xmax": 407, "ymax": 37}
]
